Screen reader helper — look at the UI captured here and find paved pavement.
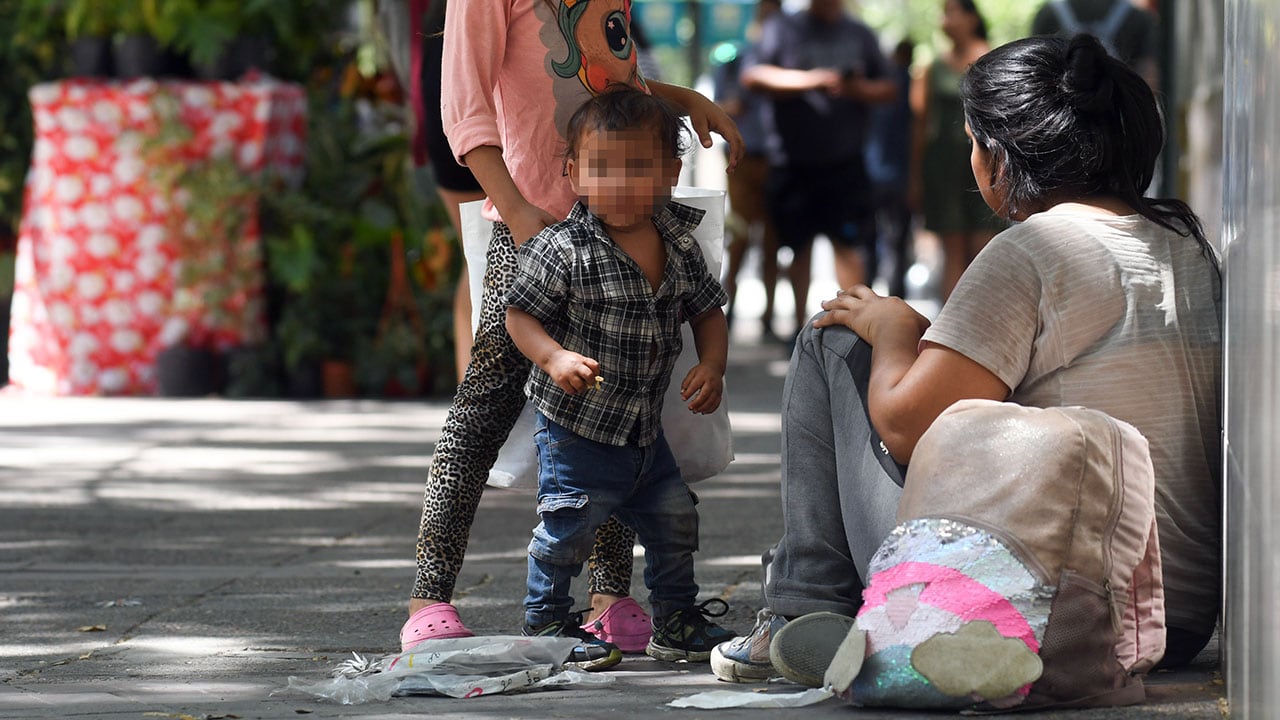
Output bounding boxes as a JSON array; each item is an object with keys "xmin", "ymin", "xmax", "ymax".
[{"xmin": 0, "ymin": 334, "xmax": 1224, "ymax": 719}]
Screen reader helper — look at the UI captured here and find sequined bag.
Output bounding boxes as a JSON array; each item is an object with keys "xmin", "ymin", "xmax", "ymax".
[{"xmin": 837, "ymin": 400, "xmax": 1164, "ymax": 711}]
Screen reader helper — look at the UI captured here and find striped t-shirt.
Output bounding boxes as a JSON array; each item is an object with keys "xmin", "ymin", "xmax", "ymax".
[{"xmin": 922, "ymin": 207, "xmax": 1222, "ymax": 637}]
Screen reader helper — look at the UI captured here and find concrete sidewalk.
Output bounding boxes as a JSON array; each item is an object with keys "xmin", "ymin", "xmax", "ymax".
[{"xmin": 0, "ymin": 339, "xmax": 1223, "ymax": 719}]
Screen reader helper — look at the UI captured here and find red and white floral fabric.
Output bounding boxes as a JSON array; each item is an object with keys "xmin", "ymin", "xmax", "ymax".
[{"xmin": 7, "ymin": 78, "xmax": 305, "ymax": 395}]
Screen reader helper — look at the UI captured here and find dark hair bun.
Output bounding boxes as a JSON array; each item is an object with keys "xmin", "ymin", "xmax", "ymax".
[{"xmin": 1061, "ymin": 34, "xmax": 1115, "ymax": 116}]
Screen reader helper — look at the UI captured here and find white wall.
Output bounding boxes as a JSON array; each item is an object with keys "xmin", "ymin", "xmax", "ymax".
[{"xmin": 1223, "ymin": 0, "xmax": 1280, "ymax": 716}]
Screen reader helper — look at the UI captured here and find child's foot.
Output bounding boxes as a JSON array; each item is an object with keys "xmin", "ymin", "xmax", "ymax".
[
  {"xmin": 523, "ymin": 618, "xmax": 623, "ymax": 671},
  {"xmin": 646, "ymin": 599, "xmax": 737, "ymax": 662}
]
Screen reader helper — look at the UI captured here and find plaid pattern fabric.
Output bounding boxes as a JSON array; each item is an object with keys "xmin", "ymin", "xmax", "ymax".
[{"xmin": 507, "ymin": 201, "xmax": 727, "ymax": 447}]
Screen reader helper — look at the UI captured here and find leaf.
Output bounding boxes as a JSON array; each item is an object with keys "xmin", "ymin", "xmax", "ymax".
[{"xmin": 76, "ymin": 624, "xmax": 107, "ymax": 632}]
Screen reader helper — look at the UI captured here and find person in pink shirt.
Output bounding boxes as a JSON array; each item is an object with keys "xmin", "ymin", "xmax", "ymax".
[{"xmin": 401, "ymin": 0, "xmax": 744, "ymax": 654}]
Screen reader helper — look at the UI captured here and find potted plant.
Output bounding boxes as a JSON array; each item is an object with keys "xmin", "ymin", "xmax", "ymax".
[
  {"xmin": 63, "ymin": 0, "xmax": 115, "ymax": 77},
  {"xmin": 159, "ymin": 0, "xmax": 240, "ymax": 80},
  {"xmin": 112, "ymin": 0, "xmax": 168, "ymax": 79},
  {"xmin": 144, "ymin": 92, "xmax": 263, "ymax": 395}
]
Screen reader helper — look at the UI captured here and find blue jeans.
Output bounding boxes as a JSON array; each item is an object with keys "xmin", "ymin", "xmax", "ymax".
[
  {"xmin": 525, "ymin": 412, "xmax": 699, "ymax": 627},
  {"xmin": 765, "ymin": 321, "xmax": 906, "ymax": 618}
]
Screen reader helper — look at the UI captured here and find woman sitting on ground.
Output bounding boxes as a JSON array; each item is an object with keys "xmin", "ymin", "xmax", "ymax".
[{"xmin": 711, "ymin": 32, "xmax": 1222, "ymax": 683}]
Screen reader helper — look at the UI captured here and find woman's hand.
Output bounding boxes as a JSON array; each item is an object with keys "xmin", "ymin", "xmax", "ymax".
[
  {"xmin": 650, "ymin": 81, "xmax": 745, "ymax": 171},
  {"xmin": 505, "ymin": 201, "xmax": 559, "ymax": 246},
  {"xmin": 812, "ymin": 284, "xmax": 931, "ymax": 343},
  {"xmin": 680, "ymin": 363, "xmax": 724, "ymax": 414}
]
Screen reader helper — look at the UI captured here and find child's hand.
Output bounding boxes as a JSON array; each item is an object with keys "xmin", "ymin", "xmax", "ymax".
[
  {"xmin": 545, "ymin": 350, "xmax": 601, "ymax": 395},
  {"xmin": 680, "ymin": 364, "xmax": 724, "ymax": 414}
]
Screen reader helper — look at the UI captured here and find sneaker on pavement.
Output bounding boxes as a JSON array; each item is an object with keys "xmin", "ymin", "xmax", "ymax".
[
  {"xmin": 646, "ymin": 599, "xmax": 737, "ymax": 662},
  {"xmin": 768, "ymin": 611, "xmax": 858, "ymax": 688},
  {"xmin": 580, "ymin": 596, "xmax": 652, "ymax": 654},
  {"xmin": 709, "ymin": 607, "xmax": 787, "ymax": 682},
  {"xmin": 523, "ymin": 616, "xmax": 623, "ymax": 671}
]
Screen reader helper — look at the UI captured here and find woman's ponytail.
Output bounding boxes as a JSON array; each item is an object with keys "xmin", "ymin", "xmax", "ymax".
[{"xmin": 962, "ymin": 34, "xmax": 1214, "ymax": 258}]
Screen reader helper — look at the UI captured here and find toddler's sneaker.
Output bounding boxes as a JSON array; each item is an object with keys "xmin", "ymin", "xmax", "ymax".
[
  {"xmin": 710, "ymin": 607, "xmax": 787, "ymax": 682},
  {"xmin": 580, "ymin": 596, "xmax": 652, "ymax": 654},
  {"xmin": 523, "ymin": 617, "xmax": 623, "ymax": 671},
  {"xmin": 646, "ymin": 599, "xmax": 737, "ymax": 662},
  {"xmin": 768, "ymin": 611, "xmax": 858, "ymax": 687}
]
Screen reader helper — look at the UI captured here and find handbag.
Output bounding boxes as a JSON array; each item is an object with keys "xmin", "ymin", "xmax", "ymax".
[{"xmin": 834, "ymin": 399, "xmax": 1164, "ymax": 711}]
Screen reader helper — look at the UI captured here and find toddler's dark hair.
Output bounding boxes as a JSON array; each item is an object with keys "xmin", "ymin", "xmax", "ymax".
[
  {"xmin": 563, "ymin": 87, "xmax": 692, "ymax": 162},
  {"xmin": 961, "ymin": 34, "xmax": 1210, "ymax": 253}
]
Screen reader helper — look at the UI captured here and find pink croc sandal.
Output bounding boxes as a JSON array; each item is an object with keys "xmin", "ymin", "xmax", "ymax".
[
  {"xmin": 581, "ymin": 597, "xmax": 651, "ymax": 654},
  {"xmin": 400, "ymin": 603, "xmax": 475, "ymax": 652}
]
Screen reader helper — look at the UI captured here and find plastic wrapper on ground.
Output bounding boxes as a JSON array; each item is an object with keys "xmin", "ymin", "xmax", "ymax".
[{"xmin": 286, "ymin": 636, "xmax": 614, "ymax": 704}]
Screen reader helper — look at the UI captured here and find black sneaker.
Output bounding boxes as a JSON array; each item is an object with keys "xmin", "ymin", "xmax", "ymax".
[
  {"xmin": 523, "ymin": 616, "xmax": 623, "ymax": 671},
  {"xmin": 646, "ymin": 599, "xmax": 738, "ymax": 662}
]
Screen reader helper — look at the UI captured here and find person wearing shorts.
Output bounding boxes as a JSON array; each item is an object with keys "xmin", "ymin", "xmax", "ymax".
[{"xmin": 742, "ymin": 0, "xmax": 896, "ymax": 337}]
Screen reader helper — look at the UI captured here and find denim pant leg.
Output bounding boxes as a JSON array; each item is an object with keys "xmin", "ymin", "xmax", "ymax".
[
  {"xmin": 525, "ymin": 414, "xmax": 630, "ymax": 627},
  {"xmin": 765, "ymin": 320, "xmax": 906, "ymax": 618},
  {"xmin": 613, "ymin": 432, "xmax": 699, "ymax": 620}
]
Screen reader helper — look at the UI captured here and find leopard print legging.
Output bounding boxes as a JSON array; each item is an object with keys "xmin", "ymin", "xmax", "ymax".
[{"xmin": 413, "ymin": 222, "xmax": 636, "ymax": 602}]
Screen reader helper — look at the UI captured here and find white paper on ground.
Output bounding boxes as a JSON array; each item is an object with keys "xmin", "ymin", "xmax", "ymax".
[{"xmin": 667, "ymin": 688, "xmax": 836, "ymax": 709}]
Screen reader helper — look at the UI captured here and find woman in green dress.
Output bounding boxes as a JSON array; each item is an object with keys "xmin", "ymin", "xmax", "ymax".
[{"xmin": 911, "ymin": 0, "xmax": 1006, "ymax": 299}]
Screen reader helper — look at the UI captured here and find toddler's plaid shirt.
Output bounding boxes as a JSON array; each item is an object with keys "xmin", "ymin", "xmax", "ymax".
[{"xmin": 506, "ymin": 200, "xmax": 727, "ymax": 447}]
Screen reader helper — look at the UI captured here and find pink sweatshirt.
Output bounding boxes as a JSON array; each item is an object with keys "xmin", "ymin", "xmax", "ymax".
[{"xmin": 441, "ymin": 0, "xmax": 648, "ymax": 222}]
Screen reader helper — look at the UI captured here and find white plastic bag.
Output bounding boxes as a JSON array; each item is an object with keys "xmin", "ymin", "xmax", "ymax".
[
  {"xmin": 460, "ymin": 188, "xmax": 734, "ymax": 488},
  {"xmin": 286, "ymin": 636, "xmax": 614, "ymax": 704}
]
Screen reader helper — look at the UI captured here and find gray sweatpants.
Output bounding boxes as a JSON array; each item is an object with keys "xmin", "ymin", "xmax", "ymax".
[{"xmin": 764, "ymin": 321, "xmax": 907, "ymax": 618}]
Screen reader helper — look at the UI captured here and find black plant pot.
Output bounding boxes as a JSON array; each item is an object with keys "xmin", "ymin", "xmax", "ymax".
[
  {"xmin": 234, "ymin": 35, "xmax": 272, "ymax": 77},
  {"xmin": 69, "ymin": 37, "xmax": 113, "ymax": 78},
  {"xmin": 223, "ymin": 344, "xmax": 282, "ymax": 398},
  {"xmin": 113, "ymin": 35, "xmax": 164, "ymax": 79},
  {"xmin": 285, "ymin": 359, "xmax": 323, "ymax": 399},
  {"xmin": 155, "ymin": 345, "xmax": 225, "ymax": 397},
  {"xmin": 193, "ymin": 36, "xmax": 273, "ymax": 82}
]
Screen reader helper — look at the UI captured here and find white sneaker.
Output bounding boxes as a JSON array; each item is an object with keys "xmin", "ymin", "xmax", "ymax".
[
  {"xmin": 709, "ymin": 608, "xmax": 787, "ymax": 682},
  {"xmin": 768, "ymin": 611, "xmax": 859, "ymax": 688}
]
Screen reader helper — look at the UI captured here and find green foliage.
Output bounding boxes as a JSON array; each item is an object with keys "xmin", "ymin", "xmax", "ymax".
[
  {"xmin": 143, "ymin": 92, "xmax": 261, "ymax": 346},
  {"xmin": 154, "ymin": 0, "xmax": 346, "ymax": 81},
  {"xmin": 261, "ymin": 85, "xmax": 396, "ymax": 371},
  {"xmin": 161, "ymin": 0, "xmax": 241, "ymax": 68},
  {"xmin": 63, "ymin": 0, "xmax": 114, "ymax": 38},
  {"xmin": 259, "ymin": 59, "xmax": 457, "ymax": 395},
  {"xmin": 860, "ymin": 0, "xmax": 1039, "ymax": 60},
  {"xmin": 115, "ymin": 0, "xmax": 163, "ymax": 38},
  {"xmin": 0, "ymin": 0, "xmax": 62, "ymax": 252}
]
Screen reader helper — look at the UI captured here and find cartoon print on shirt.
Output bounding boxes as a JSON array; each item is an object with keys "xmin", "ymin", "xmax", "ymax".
[{"xmin": 540, "ymin": 0, "xmax": 648, "ymax": 139}]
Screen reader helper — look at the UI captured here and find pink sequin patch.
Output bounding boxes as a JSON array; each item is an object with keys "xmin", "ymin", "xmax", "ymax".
[{"xmin": 860, "ymin": 561, "xmax": 1039, "ymax": 652}]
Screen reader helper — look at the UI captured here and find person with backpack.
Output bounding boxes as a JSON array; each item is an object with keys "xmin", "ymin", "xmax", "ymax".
[
  {"xmin": 711, "ymin": 32, "xmax": 1221, "ymax": 687},
  {"xmin": 1032, "ymin": 0, "xmax": 1160, "ymax": 88}
]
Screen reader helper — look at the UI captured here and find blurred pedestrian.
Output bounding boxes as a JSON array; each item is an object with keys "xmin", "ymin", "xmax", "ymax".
[
  {"xmin": 865, "ymin": 39, "xmax": 915, "ymax": 299},
  {"xmin": 1032, "ymin": 0, "xmax": 1160, "ymax": 88},
  {"xmin": 713, "ymin": 0, "xmax": 783, "ymax": 340},
  {"xmin": 742, "ymin": 0, "xmax": 896, "ymax": 337},
  {"xmin": 911, "ymin": 0, "xmax": 1004, "ymax": 299}
]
